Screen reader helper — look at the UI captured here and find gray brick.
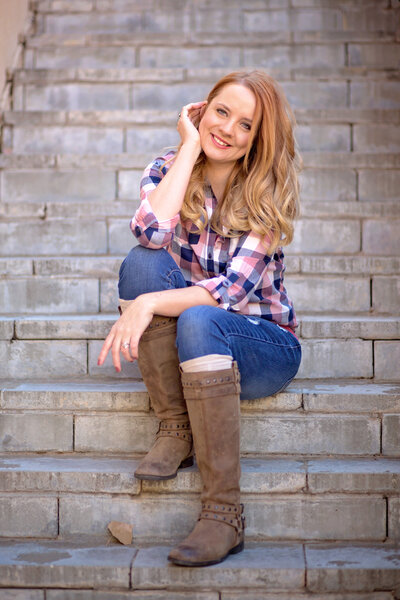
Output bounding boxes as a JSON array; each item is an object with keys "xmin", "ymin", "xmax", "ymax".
[
  {"xmin": 349, "ymin": 43, "xmax": 400, "ymax": 69},
  {"xmin": 100, "ymin": 278, "xmax": 120, "ymax": 313},
  {"xmin": 289, "ymin": 277, "xmax": 370, "ymax": 312},
  {"xmin": 296, "ymin": 124, "xmax": 349, "ymax": 152},
  {"xmin": 118, "ymin": 170, "xmax": 142, "ymax": 199},
  {"xmin": 36, "ymin": 47, "xmax": 137, "ymax": 69},
  {"xmin": 132, "ymin": 544, "xmax": 304, "ymax": 590},
  {"xmin": 34, "ymin": 256, "xmax": 122, "ymax": 277},
  {"xmin": 0, "ymin": 258, "xmax": 32, "ymax": 276},
  {"xmin": 88, "ymin": 339, "xmax": 142, "ymax": 379},
  {"xmin": 241, "ymin": 414, "xmax": 379, "ymax": 455},
  {"xmin": 354, "ymin": 124, "xmax": 400, "ymax": 153},
  {"xmin": 0, "ymin": 278, "xmax": 99, "ymax": 313},
  {"xmin": 301, "ymin": 256, "xmax": 400, "ymax": 276},
  {"xmin": 0, "ymin": 541, "xmax": 136, "ymax": 589},
  {"xmin": 2, "ymin": 170, "xmax": 116, "ymax": 203},
  {"xmin": 298, "ymin": 168, "xmax": 356, "ymax": 201},
  {"xmin": 0, "ymin": 220, "xmax": 107, "ymax": 256},
  {"xmin": 301, "ymin": 381, "xmax": 400, "ymax": 414},
  {"xmin": 372, "ymin": 277, "xmax": 400, "ymax": 314},
  {"xmin": 241, "ymin": 391, "xmax": 302, "ymax": 412},
  {"xmin": 297, "ymin": 339, "xmax": 373, "ymax": 378},
  {"xmin": 194, "ymin": 8, "xmax": 242, "ymax": 32},
  {"xmin": 351, "ymin": 82, "xmax": 400, "ymax": 109},
  {"xmin": 0, "ymin": 456, "xmax": 141, "ymax": 494},
  {"xmin": 75, "ymin": 414, "xmax": 157, "ymax": 452},
  {"xmin": 108, "ymin": 219, "xmax": 138, "ymax": 255},
  {"xmin": 246, "ymin": 496, "xmax": 385, "ymax": 540},
  {"xmin": 0, "ymin": 497, "xmax": 58, "ymax": 537},
  {"xmin": 132, "ymin": 82, "xmax": 210, "ymax": 109},
  {"xmin": 363, "ymin": 221, "xmax": 400, "ymax": 255},
  {"xmin": 48, "ymin": 592, "xmax": 217, "ymax": 600},
  {"xmin": 288, "ymin": 220, "xmax": 360, "ymax": 254},
  {"xmin": 244, "ymin": 8, "xmax": 342, "ymax": 32},
  {"xmin": 15, "ymin": 316, "xmax": 114, "ymax": 340},
  {"xmin": 307, "ymin": 458, "xmax": 400, "ymax": 493},
  {"xmin": 244, "ymin": 44, "xmax": 345, "ymax": 69},
  {"xmin": 223, "ymin": 593, "xmax": 392, "ymax": 600},
  {"xmin": 0, "ymin": 591, "xmax": 44, "ymax": 600},
  {"xmin": 359, "ymin": 170, "xmax": 400, "ymax": 203},
  {"xmin": 139, "ymin": 47, "xmax": 241, "ymax": 69},
  {"xmin": 1, "ymin": 382, "xmax": 149, "ymax": 412},
  {"xmin": 126, "ymin": 127, "xmax": 179, "ymax": 153},
  {"xmin": 0, "ymin": 414, "xmax": 73, "ymax": 451},
  {"xmin": 281, "ymin": 81, "xmax": 347, "ymax": 109},
  {"xmin": 342, "ymin": 8, "xmax": 397, "ymax": 33},
  {"xmin": 25, "ymin": 83, "xmax": 130, "ymax": 111},
  {"xmin": 12, "ymin": 126, "xmax": 123, "ymax": 154},
  {"xmin": 44, "ymin": 13, "xmax": 143, "ymax": 34},
  {"xmin": 389, "ymin": 498, "xmax": 400, "ymax": 539},
  {"xmin": 0, "ymin": 320, "xmax": 14, "ymax": 340},
  {"xmin": 383, "ymin": 415, "xmax": 400, "ymax": 455},
  {"xmin": 0, "ymin": 341, "xmax": 87, "ymax": 379},
  {"xmin": 300, "ymin": 316, "xmax": 400, "ymax": 340},
  {"xmin": 306, "ymin": 545, "xmax": 400, "ymax": 592}
]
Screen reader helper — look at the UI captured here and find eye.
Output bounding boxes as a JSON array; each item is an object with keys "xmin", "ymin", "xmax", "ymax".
[
  {"xmin": 241, "ymin": 122, "xmax": 251, "ymax": 131},
  {"xmin": 216, "ymin": 108, "xmax": 227, "ymax": 116}
]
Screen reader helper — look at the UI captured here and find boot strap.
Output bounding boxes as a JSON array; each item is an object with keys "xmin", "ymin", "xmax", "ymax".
[
  {"xmin": 199, "ymin": 502, "xmax": 245, "ymax": 533},
  {"xmin": 141, "ymin": 316, "xmax": 177, "ymax": 341},
  {"xmin": 157, "ymin": 421, "xmax": 193, "ymax": 444}
]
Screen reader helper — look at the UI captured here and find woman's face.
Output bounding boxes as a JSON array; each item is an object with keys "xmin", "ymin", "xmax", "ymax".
[{"xmin": 199, "ymin": 83, "xmax": 256, "ymax": 169}]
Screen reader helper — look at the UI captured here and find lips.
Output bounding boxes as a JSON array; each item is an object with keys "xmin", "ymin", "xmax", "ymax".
[{"xmin": 211, "ymin": 133, "xmax": 231, "ymax": 148}]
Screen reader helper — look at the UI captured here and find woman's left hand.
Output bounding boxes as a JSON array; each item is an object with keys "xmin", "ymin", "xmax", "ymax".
[{"xmin": 97, "ymin": 296, "xmax": 154, "ymax": 372}]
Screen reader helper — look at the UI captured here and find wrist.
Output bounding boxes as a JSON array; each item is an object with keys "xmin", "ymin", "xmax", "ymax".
[{"xmin": 180, "ymin": 140, "xmax": 201, "ymax": 160}]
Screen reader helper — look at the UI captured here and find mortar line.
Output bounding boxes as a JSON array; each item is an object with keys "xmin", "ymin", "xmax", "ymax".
[
  {"xmin": 57, "ymin": 496, "xmax": 60, "ymax": 537},
  {"xmin": 385, "ymin": 495, "xmax": 389, "ymax": 539},
  {"xmin": 302, "ymin": 542, "xmax": 308, "ymax": 590}
]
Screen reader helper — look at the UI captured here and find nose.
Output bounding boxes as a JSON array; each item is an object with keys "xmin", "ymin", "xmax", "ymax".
[{"xmin": 219, "ymin": 119, "xmax": 234, "ymax": 138}]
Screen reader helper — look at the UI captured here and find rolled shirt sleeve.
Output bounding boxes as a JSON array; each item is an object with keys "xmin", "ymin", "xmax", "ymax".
[{"xmin": 131, "ymin": 153, "xmax": 180, "ymax": 249}]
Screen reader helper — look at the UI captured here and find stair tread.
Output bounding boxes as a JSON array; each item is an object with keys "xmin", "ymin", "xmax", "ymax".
[{"xmin": 0, "ymin": 539, "xmax": 398, "ymax": 592}]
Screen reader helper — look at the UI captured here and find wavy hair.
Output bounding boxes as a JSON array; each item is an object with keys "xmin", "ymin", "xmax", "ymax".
[{"xmin": 179, "ymin": 70, "xmax": 302, "ymax": 253}]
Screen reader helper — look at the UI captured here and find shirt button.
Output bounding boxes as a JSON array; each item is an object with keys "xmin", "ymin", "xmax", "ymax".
[{"xmin": 208, "ymin": 253, "xmax": 212, "ymax": 259}]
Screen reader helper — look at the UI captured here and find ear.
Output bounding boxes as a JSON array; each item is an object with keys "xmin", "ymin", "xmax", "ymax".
[{"xmin": 199, "ymin": 102, "xmax": 208, "ymax": 121}]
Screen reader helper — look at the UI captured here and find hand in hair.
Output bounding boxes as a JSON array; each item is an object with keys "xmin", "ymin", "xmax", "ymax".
[{"xmin": 177, "ymin": 101, "xmax": 207, "ymax": 151}]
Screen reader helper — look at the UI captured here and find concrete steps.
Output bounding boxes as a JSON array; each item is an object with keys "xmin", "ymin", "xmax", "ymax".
[
  {"xmin": 0, "ymin": 454, "xmax": 399, "ymax": 543},
  {"xmin": 0, "ymin": 539, "xmax": 399, "ymax": 597}
]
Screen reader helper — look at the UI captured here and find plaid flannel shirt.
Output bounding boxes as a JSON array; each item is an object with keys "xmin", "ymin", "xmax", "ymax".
[{"xmin": 131, "ymin": 151, "xmax": 298, "ymax": 330}]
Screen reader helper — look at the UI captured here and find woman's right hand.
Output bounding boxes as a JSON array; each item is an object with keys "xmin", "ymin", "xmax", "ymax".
[{"xmin": 177, "ymin": 101, "xmax": 207, "ymax": 151}]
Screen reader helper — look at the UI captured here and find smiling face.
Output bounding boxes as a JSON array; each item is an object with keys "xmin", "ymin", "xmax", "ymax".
[{"xmin": 199, "ymin": 83, "xmax": 257, "ymax": 171}]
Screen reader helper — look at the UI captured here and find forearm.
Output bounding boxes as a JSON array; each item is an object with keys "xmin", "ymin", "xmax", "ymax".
[
  {"xmin": 147, "ymin": 142, "xmax": 200, "ymax": 221},
  {"xmin": 144, "ymin": 285, "xmax": 218, "ymax": 317}
]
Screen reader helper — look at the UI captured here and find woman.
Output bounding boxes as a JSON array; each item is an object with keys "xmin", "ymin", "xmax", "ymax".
[{"xmin": 98, "ymin": 70, "xmax": 302, "ymax": 567}]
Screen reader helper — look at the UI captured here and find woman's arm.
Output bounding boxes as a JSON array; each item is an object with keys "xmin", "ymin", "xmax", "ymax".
[
  {"xmin": 97, "ymin": 285, "xmax": 217, "ymax": 372},
  {"xmin": 147, "ymin": 102, "xmax": 207, "ymax": 221}
]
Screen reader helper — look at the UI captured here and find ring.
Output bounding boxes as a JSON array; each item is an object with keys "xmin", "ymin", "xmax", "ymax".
[{"xmin": 122, "ymin": 342, "xmax": 130, "ymax": 349}]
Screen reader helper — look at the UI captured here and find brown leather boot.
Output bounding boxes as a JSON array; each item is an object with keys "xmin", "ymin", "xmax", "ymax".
[
  {"xmin": 168, "ymin": 363, "xmax": 245, "ymax": 566},
  {"xmin": 119, "ymin": 300, "xmax": 193, "ymax": 480}
]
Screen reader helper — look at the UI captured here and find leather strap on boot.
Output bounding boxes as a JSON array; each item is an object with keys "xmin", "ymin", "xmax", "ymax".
[
  {"xmin": 157, "ymin": 421, "xmax": 193, "ymax": 445},
  {"xmin": 199, "ymin": 502, "xmax": 245, "ymax": 533},
  {"xmin": 181, "ymin": 363, "xmax": 241, "ymax": 400}
]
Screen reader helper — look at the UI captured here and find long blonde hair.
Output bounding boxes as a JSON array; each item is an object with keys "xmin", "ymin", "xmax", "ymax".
[{"xmin": 180, "ymin": 70, "xmax": 302, "ymax": 253}]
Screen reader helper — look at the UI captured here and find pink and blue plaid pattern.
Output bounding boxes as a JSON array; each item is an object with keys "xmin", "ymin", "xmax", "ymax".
[{"xmin": 131, "ymin": 151, "xmax": 298, "ymax": 330}]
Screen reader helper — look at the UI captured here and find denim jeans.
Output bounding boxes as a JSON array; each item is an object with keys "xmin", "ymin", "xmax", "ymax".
[{"xmin": 119, "ymin": 246, "xmax": 302, "ymax": 401}]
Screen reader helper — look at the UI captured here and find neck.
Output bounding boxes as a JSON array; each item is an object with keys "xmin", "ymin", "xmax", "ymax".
[{"xmin": 205, "ymin": 162, "xmax": 233, "ymax": 200}]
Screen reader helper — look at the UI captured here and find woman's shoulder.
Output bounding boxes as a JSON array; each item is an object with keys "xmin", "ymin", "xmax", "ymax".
[{"xmin": 147, "ymin": 149, "xmax": 177, "ymax": 175}]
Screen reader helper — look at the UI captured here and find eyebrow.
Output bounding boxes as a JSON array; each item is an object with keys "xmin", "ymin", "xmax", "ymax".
[{"xmin": 217, "ymin": 102, "xmax": 253, "ymax": 124}]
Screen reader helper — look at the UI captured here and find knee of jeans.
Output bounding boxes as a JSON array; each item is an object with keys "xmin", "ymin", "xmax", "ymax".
[
  {"xmin": 176, "ymin": 306, "xmax": 223, "ymax": 361},
  {"xmin": 118, "ymin": 246, "xmax": 164, "ymax": 299}
]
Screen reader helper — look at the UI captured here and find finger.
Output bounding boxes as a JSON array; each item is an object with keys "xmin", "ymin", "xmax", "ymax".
[
  {"xmin": 111, "ymin": 334, "xmax": 123, "ymax": 373},
  {"xmin": 120, "ymin": 344, "xmax": 134, "ymax": 363},
  {"xmin": 97, "ymin": 331, "xmax": 116, "ymax": 365}
]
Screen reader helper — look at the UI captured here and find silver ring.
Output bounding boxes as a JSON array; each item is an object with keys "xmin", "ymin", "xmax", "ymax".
[{"xmin": 122, "ymin": 342, "xmax": 130, "ymax": 349}]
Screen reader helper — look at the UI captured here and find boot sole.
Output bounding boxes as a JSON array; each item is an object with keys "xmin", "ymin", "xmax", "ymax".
[
  {"xmin": 168, "ymin": 539, "xmax": 244, "ymax": 567},
  {"xmin": 134, "ymin": 456, "xmax": 194, "ymax": 481}
]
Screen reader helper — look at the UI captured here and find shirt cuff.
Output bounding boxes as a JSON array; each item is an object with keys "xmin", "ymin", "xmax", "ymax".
[
  {"xmin": 134, "ymin": 196, "xmax": 180, "ymax": 233},
  {"xmin": 195, "ymin": 277, "xmax": 239, "ymax": 311}
]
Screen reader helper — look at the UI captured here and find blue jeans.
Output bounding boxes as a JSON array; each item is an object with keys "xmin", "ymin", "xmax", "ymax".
[{"xmin": 119, "ymin": 246, "xmax": 302, "ymax": 401}]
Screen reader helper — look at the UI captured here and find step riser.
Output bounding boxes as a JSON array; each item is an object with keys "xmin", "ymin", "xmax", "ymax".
[
  {"xmin": 0, "ymin": 218, "xmax": 399, "ymax": 259},
  {"xmin": 0, "ymin": 493, "xmax": 394, "ymax": 543},
  {"xmin": 34, "ymin": 9, "xmax": 398, "ymax": 37},
  {"xmin": 5, "ymin": 122, "xmax": 400, "ymax": 155},
  {"xmin": 1, "ymin": 412, "xmax": 398, "ymax": 455},
  {"xmin": 12, "ymin": 81, "xmax": 400, "ymax": 112}
]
